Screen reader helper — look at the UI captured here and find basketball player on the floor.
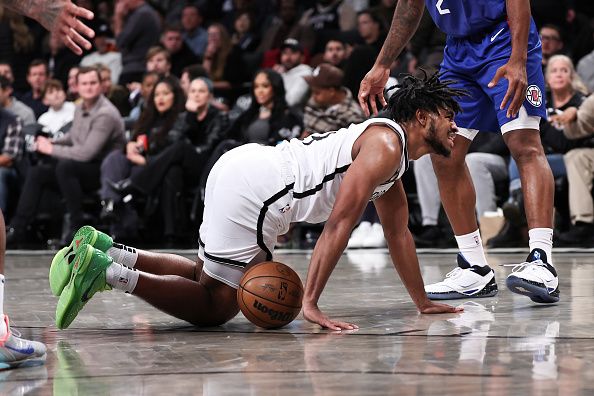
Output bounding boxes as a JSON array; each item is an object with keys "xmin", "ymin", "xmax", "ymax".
[
  {"xmin": 359, "ymin": 0, "xmax": 559, "ymax": 303},
  {"xmin": 0, "ymin": 0, "xmax": 94, "ymax": 368},
  {"xmin": 51, "ymin": 73, "xmax": 464, "ymax": 332}
]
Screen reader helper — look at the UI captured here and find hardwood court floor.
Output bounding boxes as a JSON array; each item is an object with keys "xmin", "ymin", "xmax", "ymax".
[{"xmin": 3, "ymin": 249, "xmax": 594, "ymax": 395}]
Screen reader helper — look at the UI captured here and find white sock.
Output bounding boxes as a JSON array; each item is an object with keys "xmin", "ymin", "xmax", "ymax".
[
  {"xmin": 529, "ymin": 228, "xmax": 553, "ymax": 264},
  {"xmin": 455, "ymin": 229, "xmax": 489, "ymax": 267},
  {"xmin": 105, "ymin": 262, "xmax": 139, "ymax": 294},
  {"xmin": 0, "ymin": 275, "xmax": 5, "ymax": 339},
  {"xmin": 106, "ymin": 243, "xmax": 138, "ymax": 268}
]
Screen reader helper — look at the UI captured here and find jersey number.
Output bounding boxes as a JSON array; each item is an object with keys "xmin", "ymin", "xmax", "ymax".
[{"xmin": 436, "ymin": 0, "xmax": 450, "ymax": 15}]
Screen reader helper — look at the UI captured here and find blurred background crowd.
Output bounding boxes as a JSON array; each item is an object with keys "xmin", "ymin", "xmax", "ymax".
[{"xmin": 0, "ymin": 0, "xmax": 593, "ymax": 249}]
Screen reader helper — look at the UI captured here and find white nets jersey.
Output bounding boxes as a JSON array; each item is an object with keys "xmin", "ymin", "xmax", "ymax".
[{"xmin": 276, "ymin": 117, "xmax": 409, "ymax": 224}]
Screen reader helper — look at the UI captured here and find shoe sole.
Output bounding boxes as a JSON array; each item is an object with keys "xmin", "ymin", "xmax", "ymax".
[
  {"xmin": 427, "ymin": 288, "xmax": 498, "ymax": 300},
  {"xmin": 506, "ymin": 276, "xmax": 559, "ymax": 304},
  {"xmin": 0, "ymin": 353, "xmax": 46, "ymax": 370},
  {"xmin": 55, "ymin": 245, "xmax": 96, "ymax": 330}
]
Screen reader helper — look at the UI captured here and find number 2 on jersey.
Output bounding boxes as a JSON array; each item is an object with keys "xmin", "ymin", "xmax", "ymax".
[{"xmin": 436, "ymin": 0, "xmax": 450, "ymax": 15}]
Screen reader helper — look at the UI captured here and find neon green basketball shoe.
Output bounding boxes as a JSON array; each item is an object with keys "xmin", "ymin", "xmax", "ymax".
[
  {"xmin": 49, "ymin": 226, "xmax": 113, "ymax": 296},
  {"xmin": 55, "ymin": 244, "xmax": 112, "ymax": 330}
]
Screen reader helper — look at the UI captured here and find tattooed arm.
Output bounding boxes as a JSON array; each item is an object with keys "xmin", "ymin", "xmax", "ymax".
[
  {"xmin": 2, "ymin": 0, "xmax": 94, "ymax": 55},
  {"xmin": 358, "ymin": 0, "xmax": 425, "ymax": 116}
]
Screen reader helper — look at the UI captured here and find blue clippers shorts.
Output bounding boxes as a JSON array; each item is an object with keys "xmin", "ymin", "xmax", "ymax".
[{"xmin": 440, "ymin": 18, "xmax": 547, "ymax": 134}]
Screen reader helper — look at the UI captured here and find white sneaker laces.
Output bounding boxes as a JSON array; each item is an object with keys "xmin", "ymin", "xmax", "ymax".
[
  {"xmin": 503, "ymin": 260, "xmax": 545, "ymax": 273},
  {"xmin": 9, "ymin": 328, "xmax": 21, "ymax": 338},
  {"xmin": 445, "ymin": 267, "xmax": 463, "ymax": 278}
]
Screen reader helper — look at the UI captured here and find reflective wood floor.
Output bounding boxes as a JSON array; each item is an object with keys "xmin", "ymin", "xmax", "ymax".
[{"xmin": 3, "ymin": 249, "xmax": 594, "ymax": 395}]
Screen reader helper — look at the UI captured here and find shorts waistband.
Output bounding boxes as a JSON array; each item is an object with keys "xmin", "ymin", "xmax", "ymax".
[{"xmin": 278, "ymin": 153, "xmax": 296, "ymax": 187}]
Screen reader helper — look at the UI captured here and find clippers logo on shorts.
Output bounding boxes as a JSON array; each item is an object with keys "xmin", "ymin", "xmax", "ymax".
[
  {"xmin": 279, "ymin": 203, "xmax": 291, "ymax": 213},
  {"xmin": 474, "ymin": 235, "xmax": 480, "ymax": 246},
  {"xmin": 526, "ymin": 85, "xmax": 543, "ymax": 107}
]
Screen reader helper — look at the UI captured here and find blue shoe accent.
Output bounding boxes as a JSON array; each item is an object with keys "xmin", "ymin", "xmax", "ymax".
[{"xmin": 506, "ymin": 276, "xmax": 560, "ymax": 304}]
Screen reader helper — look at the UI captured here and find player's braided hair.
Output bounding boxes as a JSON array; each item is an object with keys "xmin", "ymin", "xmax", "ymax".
[{"xmin": 386, "ymin": 70, "xmax": 468, "ymax": 123}]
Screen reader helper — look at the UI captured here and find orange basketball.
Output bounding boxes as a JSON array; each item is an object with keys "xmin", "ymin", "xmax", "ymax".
[{"xmin": 237, "ymin": 261, "xmax": 303, "ymax": 329}]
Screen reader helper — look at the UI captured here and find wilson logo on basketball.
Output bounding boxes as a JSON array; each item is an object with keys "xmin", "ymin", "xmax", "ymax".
[{"xmin": 252, "ymin": 300, "xmax": 293, "ymax": 322}]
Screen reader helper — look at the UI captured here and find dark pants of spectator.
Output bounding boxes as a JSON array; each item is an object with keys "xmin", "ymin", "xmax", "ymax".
[
  {"xmin": 160, "ymin": 165, "xmax": 185, "ymax": 237},
  {"xmin": 133, "ymin": 142, "xmax": 206, "ymax": 237},
  {"xmin": 131, "ymin": 141, "xmax": 204, "ymax": 195},
  {"xmin": 11, "ymin": 159, "xmax": 100, "ymax": 234},
  {"xmin": 100, "ymin": 149, "xmax": 143, "ymax": 202},
  {"xmin": 0, "ymin": 167, "xmax": 18, "ymax": 213}
]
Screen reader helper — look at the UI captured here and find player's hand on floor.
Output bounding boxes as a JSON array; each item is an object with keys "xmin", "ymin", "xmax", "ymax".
[
  {"xmin": 303, "ymin": 304, "xmax": 359, "ymax": 331},
  {"xmin": 488, "ymin": 58, "xmax": 527, "ymax": 118},
  {"xmin": 418, "ymin": 300, "xmax": 464, "ymax": 314}
]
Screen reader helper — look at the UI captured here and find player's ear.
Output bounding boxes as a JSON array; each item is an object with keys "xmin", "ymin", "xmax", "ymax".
[{"xmin": 416, "ymin": 109, "xmax": 428, "ymax": 127}]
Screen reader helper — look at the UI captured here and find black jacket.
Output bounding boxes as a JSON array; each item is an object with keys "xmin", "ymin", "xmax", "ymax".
[
  {"xmin": 226, "ymin": 106, "xmax": 303, "ymax": 145},
  {"xmin": 169, "ymin": 106, "xmax": 229, "ymax": 155}
]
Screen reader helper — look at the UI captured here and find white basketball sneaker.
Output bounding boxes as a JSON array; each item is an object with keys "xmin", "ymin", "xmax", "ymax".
[
  {"xmin": 362, "ymin": 223, "xmax": 387, "ymax": 248},
  {"xmin": 506, "ymin": 248, "xmax": 559, "ymax": 303},
  {"xmin": 0, "ymin": 316, "xmax": 46, "ymax": 370},
  {"xmin": 347, "ymin": 221, "xmax": 371, "ymax": 249},
  {"xmin": 425, "ymin": 254, "xmax": 498, "ymax": 300}
]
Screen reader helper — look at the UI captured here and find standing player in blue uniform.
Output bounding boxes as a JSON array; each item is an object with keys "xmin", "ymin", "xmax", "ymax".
[{"xmin": 359, "ymin": 0, "xmax": 559, "ymax": 303}]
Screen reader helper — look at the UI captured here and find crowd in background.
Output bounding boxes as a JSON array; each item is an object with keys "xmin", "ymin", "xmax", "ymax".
[{"xmin": 0, "ymin": 0, "xmax": 593, "ymax": 249}]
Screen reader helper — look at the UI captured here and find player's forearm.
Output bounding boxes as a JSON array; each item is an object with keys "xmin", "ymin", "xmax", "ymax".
[
  {"xmin": 2, "ymin": 0, "xmax": 60, "ymax": 28},
  {"xmin": 387, "ymin": 230, "xmax": 431, "ymax": 308},
  {"xmin": 303, "ymin": 221, "xmax": 352, "ymax": 307},
  {"xmin": 1, "ymin": 0, "xmax": 37, "ymax": 16},
  {"xmin": 376, "ymin": 0, "xmax": 424, "ymax": 67},
  {"xmin": 506, "ymin": 0, "xmax": 530, "ymax": 62}
]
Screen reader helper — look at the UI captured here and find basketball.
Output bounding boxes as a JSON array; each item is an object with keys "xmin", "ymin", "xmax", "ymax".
[{"xmin": 237, "ymin": 261, "xmax": 304, "ymax": 329}]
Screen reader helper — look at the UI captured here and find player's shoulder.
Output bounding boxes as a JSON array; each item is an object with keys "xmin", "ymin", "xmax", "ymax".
[
  {"xmin": 356, "ymin": 119, "xmax": 404, "ymax": 156},
  {"xmin": 363, "ymin": 117, "xmax": 404, "ymax": 142}
]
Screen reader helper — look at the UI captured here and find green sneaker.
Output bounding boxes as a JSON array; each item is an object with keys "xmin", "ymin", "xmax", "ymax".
[
  {"xmin": 55, "ymin": 244, "xmax": 113, "ymax": 330},
  {"xmin": 49, "ymin": 226, "xmax": 113, "ymax": 296}
]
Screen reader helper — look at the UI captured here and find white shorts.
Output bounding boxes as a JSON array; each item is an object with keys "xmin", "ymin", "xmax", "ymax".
[
  {"xmin": 198, "ymin": 144, "xmax": 295, "ymax": 288},
  {"xmin": 456, "ymin": 106, "xmax": 540, "ymax": 140}
]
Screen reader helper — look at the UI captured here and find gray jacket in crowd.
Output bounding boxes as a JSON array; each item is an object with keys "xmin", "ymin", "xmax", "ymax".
[{"xmin": 51, "ymin": 95, "xmax": 126, "ymax": 162}]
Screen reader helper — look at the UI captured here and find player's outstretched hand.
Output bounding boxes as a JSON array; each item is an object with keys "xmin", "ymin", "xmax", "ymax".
[
  {"xmin": 303, "ymin": 304, "xmax": 359, "ymax": 331},
  {"xmin": 418, "ymin": 300, "xmax": 463, "ymax": 314},
  {"xmin": 32, "ymin": 0, "xmax": 95, "ymax": 55},
  {"xmin": 488, "ymin": 58, "xmax": 527, "ymax": 119},
  {"xmin": 358, "ymin": 65, "xmax": 390, "ymax": 117}
]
